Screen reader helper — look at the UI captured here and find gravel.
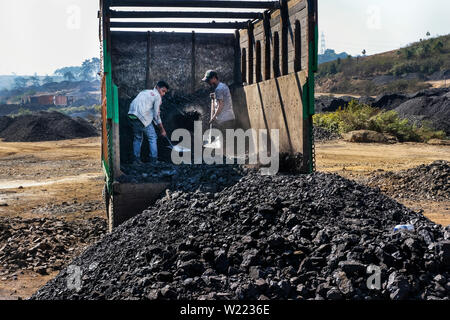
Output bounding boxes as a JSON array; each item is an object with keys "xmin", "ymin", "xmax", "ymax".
[
  {"xmin": 0, "ymin": 217, "xmax": 106, "ymax": 277},
  {"xmin": 367, "ymin": 160, "xmax": 450, "ymax": 201},
  {"xmin": 314, "ymin": 126, "xmax": 341, "ymax": 142},
  {"xmin": 32, "ymin": 171, "xmax": 449, "ymax": 300}
]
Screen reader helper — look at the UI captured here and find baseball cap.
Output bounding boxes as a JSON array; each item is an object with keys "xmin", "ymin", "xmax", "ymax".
[{"xmin": 202, "ymin": 70, "xmax": 218, "ymax": 82}]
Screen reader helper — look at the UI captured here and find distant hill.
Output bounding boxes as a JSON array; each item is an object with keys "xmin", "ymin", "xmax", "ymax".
[
  {"xmin": 316, "ymin": 34, "xmax": 450, "ymax": 96},
  {"xmin": 0, "ymin": 76, "xmax": 16, "ymax": 90},
  {"xmin": 318, "ymin": 49, "xmax": 349, "ymax": 65},
  {"xmin": 0, "ymin": 75, "xmax": 65, "ymax": 91}
]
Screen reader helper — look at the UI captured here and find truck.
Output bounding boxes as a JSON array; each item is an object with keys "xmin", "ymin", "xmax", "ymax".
[{"xmin": 99, "ymin": 0, "xmax": 318, "ymax": 232}]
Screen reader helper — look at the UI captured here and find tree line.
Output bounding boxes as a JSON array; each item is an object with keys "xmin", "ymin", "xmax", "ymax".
[{"xmin": 13, "ymin": 58, "xmax": 100, "ymax": 89}]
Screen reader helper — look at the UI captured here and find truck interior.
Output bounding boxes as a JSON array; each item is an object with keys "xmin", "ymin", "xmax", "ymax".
[{"xmin": 100, "ymin": 0, "xmax": 318, "ymax": 230}]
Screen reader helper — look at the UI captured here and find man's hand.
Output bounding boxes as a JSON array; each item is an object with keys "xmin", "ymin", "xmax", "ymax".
[
  {"xmin": 158, "ymin": 123, "xmax": 167, "ymax": 137},
  {"xmin": 209, "ymin": 114, "xmax": 216, "ymax": 124}
]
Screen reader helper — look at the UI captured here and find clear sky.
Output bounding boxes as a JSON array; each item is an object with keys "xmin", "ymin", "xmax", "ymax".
[{"xmin": 0, "ymin": 0, "xmax": 449, "ymax": 75}]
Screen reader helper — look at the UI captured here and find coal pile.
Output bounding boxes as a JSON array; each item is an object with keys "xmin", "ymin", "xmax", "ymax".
[
  {"xmin": 0, "ymin": 217, "xmax": 106, "ymax": 277},
  {"xmin": 119, "ymin": 161, "xmax": 249, "ymax": 193},
  {"xmin": 394, "ymin": 91, "xmax": 450, "ymax": 135},
  {"xmin": 0, "ymin": 115, "xmax": 12, "ymax": 132},
  {"xmin": 314, "ymin": 126, "xmax": 341, "ymax": 142},
  {"xmin": 372, "ymin": 93, "xmax": 409, "ymax": 110},
  {"xmin": 315, "ymin": 88, "xmax": 450, "ymax": 136},
  {"xmin": 33, "ymin": 172, "xmax": 449, "ymax": 300},
  {"xmin": 0, "ymin": 111, "xmax": 98, "ymax": 142},
  {"xmin": 367, "ymin": 160, "xmax": 450, "ymax": 201},
  {"xmin": 314, "ymin": 96, "xmax": 353, "ymax": 113}
]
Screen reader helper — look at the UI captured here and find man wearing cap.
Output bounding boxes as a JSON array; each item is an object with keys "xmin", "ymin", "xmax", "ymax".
[
  {"xmin": 128, "ymin": 81, "xmax": 169, "ymax": 164},
  {"xmin": 202, "ymin": 70, "xmax": 236, "ymax": 127},
  {"xmin": 202, "ymin": 70, "xmax": 236, "ymax": 156}
]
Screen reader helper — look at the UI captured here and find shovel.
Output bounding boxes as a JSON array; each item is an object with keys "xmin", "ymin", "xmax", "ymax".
[
  {"xmin": 203, "ymin": 93, "xmax": 222, "ymax": 149},
  {"xmin": 151, "ymin": 120, "xmax": 191, "ymax": 153},
  {"xmin": 164, "ymin": 135, "xmax": 191, "ymax": 153}
]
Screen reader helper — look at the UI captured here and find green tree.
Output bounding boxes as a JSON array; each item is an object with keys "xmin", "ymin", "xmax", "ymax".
[
  {"xmin": 14, "ymin": 76, "xmax": 28, "ymax": 89},
  {"xmin": 30, "ymin": 73, "xmax": 40, "ymax": 87},
  {"xmin": 43, "ymin": 75, "xmax": 53, "ymax": 84},
  {"xmin": 64, "ymin": 71, "xmax": 76, "ymax": 81},
  {"xmin": 432, "ymin": 40, "xmax": 444, "ymax": 53},
  {"xmin": 81, "ymin": 58, "xmax": 101, "ymax": 81},
  {"xmin": 329, "ymin": 62, "xmax": 338, "ymax": 75},
  {"xmin": 55, "ymin": 66, "xmax": 81, "ymax": 79}
]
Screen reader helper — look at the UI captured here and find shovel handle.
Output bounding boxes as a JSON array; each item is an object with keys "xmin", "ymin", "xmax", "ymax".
[{"xmin": 164, "ymin": 135, "xmax": 174, "ymax": 147}]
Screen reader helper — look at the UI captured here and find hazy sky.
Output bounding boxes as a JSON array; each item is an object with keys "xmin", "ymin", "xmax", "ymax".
[{"xmin": 0, "ymin": 0, "xmax": 449, "ymax": 75}]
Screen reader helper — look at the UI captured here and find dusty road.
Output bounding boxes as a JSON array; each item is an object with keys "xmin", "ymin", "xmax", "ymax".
[{"xmin": 0, "ymin": 137, "xmax": 449, "ymax": 299}]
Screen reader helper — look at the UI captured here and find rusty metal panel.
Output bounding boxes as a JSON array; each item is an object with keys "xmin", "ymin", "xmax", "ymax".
[
  {"xmin": 54, "ymin": 95, "xmax": 68, "ymax": 106},
  {"xmin": 34, "ymin": 95, "xmax": 54, "ymax": 105}
]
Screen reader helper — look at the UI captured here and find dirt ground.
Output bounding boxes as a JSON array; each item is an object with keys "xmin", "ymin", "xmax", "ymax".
[
  {"xmin": 315, "ymin": 140, "xmax": 450, "ymax": 226},
  {"xmin": 426, "ymin": 79, "xmax": 449, "ymax": 88},
  {"xmin": 0, "ymin": 137, "xmax": 449, "ymax": 299},
  {"xmin": 0, "ymin": 137, "xmax": 104, "ymax": 220},
  {"xmin": 0, "ymin": 137, "xmax": 104, "ymax": 299}
]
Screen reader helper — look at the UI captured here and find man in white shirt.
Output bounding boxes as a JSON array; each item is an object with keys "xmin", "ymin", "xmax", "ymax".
[{"xmin": 128, "ymin": 81, "xmax": 169, "ymax": 164}]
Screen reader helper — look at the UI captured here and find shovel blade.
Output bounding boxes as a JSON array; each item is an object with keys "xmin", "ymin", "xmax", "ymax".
[
  {"xmin": 167, "ymin": 145, "xmax": 191, "ymax": 153},
  {"xmin": 203, "ymin": 139, "xmax": 222, "ymax": 149},
  {"xmin": 173, "ymin": 145, "xmax": 191, "ymax": 153}
]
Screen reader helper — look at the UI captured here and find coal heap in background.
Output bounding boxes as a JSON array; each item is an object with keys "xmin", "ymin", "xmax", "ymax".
[
  {"xmin": 0, "ymin": 111, "xmax": 98, "ymax": 142},
  {"xmin": 32, "ymin": 171, "xmax": 449, "ymax": 300},
  {"xmin": 367, "ymin": 160, "xmax": 450, "ymax": 201},
  {"xmin": 315, "ymin": 87, "xmax": 450, "ymax": 135},
  {"xmin": 0, "ymin": 116, "xmax": 13, "ymax": 133}
]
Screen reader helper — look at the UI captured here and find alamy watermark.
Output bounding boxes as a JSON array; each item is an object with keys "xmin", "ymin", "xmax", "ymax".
[
  {"xmin": 366, "ymin": 5, "xmax": 382, "ymax": 30},
  {"xmin": 366, "ymin": 265, "xmax": 381, "ymax": 290},
  {"xmin": 170, "ymin": 121, "xmax": 280, "ymax": 175},
  {"xmin": 66, "ymin": 5, "xmax": 81, "ymax": 30},
  {"xmin": 66, "ymin": 265, "xmax": 82, "ymax": 292}
]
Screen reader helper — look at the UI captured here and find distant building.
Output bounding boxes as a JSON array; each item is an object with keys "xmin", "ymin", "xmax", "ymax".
[{"xmin": 22, "ymin": 94, "xmax": 74, "ymax": 106}]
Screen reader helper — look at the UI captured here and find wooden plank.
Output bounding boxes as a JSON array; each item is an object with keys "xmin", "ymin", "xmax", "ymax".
[
  {"xmin": 110, "ymin": 10, "xmax": 263, "ymax": 19},
  {"xmin": 109, "ymin": 0, "xmax": 280, "ymax": 9},
  {"xmin": 110, "ymin": 21, "xmax": 248, "ymax": 29}
]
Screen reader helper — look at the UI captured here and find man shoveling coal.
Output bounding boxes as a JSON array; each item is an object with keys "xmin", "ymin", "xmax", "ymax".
[
  {"xmin": 128, "ymin": 81, "xmax": 170, "ymax": 164},
  {"xmin": 202, "ymin": 70, "xmax": 236, "ymax": 156}
]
